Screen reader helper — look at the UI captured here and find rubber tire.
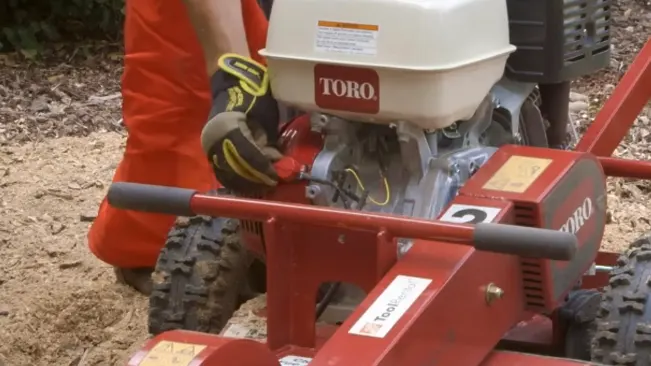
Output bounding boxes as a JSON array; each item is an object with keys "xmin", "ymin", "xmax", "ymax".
[
  {"xmin": 591, "ymin": 236, "xmax": 651, "ymax": 365},
  {"xmin": 566, "ymin": 321, "xmax": 595, "ymax": 361},
  {"xmin": 563, "ymin": 289, "xmax": 601, "ymax": 361},
  {"xmin": 148, "ymin": 215, "xmax": 250, "ymax": 335},
  {"xmin": 519, "ymin": 97, "xmax": 549, "ymax": 148}
]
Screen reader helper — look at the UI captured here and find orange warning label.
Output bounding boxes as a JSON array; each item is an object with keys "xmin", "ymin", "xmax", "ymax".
[{"xmin": 317, "ymin": 20, "xmax": 379, "ymax": 31}]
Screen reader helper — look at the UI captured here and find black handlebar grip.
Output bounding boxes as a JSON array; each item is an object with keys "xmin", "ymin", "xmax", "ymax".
[
  {"xmin": 107, "ymin": 182, "xmax": 197, "ymax": 217},
  {"xmin": 473, "ymin": 223, "xmax": 577, "ymax": 260}
]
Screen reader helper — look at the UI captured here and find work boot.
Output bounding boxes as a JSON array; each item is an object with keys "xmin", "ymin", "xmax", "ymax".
[{"xmin": 114, "ymin": 267, "xmax": 154, "ymax": 295}]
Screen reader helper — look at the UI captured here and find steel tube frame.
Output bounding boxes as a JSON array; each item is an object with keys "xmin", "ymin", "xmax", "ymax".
[{"xmin": 191, "ymin": 194, "xmax": 477, "ymax": 243}]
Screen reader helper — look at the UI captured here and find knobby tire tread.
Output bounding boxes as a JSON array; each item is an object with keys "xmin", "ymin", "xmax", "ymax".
[
  {"xmin": 148, "ymin": 215, "xmax": 247, "ymax": 335},
  {"xmin": 592, "ymin": 237, "xmax": 651, "ymax": 365}
]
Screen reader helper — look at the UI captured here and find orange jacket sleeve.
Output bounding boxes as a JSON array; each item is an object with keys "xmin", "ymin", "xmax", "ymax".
[{"xmin": 241, "ymin": 0, "xmax": 269, "ymax": 65}]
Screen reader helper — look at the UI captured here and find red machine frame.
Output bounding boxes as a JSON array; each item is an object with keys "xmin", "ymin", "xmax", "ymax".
[{"xmin": 125, "ymin": 37, "xmax": 651, "ymax": 366}]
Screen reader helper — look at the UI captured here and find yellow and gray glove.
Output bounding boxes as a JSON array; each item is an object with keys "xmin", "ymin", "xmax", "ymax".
[{"xmin": 201, "ymin": 54, "xmax": 283, "ymax": 194}]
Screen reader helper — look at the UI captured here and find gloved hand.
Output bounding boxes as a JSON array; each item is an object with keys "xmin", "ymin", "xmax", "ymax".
[{"xmin": 201, "ymin": 53, "xmax": 282, "ymax": 194}]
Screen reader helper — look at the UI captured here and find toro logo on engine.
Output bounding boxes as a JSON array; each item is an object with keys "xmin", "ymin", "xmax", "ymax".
[
  {"xmin": 319, "ymin": 78, "xmax": 376, "ymax": 100},
  {"xmin": 314, "ymin": 64, "xmax": 380, "ymax": 114},
  {"xmin": 559, "ymin": 197, "xmax": 593, "ymax": 235}
]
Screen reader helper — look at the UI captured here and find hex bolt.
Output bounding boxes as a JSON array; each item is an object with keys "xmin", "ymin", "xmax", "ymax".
[{"xmin": 485, "ymin": 283, "xmax": 504, "ymax": 305}]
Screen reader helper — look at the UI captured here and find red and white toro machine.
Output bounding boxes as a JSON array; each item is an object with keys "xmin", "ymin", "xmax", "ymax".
[{"xmin": 107, "ymin": 0, "xmax": 651, "ymax": 363}]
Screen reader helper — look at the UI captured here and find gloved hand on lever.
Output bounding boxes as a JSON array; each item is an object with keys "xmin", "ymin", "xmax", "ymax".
[{"xmin": 201, "ymin": 53, "xmax": 283, "ymax": 194}]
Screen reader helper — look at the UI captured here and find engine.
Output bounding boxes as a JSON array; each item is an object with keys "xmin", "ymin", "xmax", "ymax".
[
  {"xmin": 299, "ymin": 80, "xmax": 542, "ymax": 254},
  {"xmin": 255, "ymin": 0, "xmax": 554, "ymax": 256},
  {"xmin": 254, "ymin": 0, "xmax": 611, "ymax": 257},
  {"xmin": 260, "ymin": 0, "xmax": 516, "ymax": 130}
]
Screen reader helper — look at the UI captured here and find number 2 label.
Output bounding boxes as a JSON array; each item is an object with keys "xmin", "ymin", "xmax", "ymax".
[{"xmin": 438, "ymin": 204, "xmax": 502, "ymax": 224}]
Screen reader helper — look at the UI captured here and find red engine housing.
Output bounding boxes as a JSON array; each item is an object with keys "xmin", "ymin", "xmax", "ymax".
[{"xmin": 240, "ymin": 114, "xmax": 324, "ymax": 259}]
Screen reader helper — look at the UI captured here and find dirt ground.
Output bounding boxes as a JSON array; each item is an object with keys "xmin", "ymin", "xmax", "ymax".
[{"xmin": 1, "ymin": 5, "xmax": 650, "ymax": 365}]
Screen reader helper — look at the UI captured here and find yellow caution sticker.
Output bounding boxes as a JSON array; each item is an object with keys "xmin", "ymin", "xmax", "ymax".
[
  {"xmin": 138, "ymin": 341, "xmax": 207, "ymax": 366},
  {"xmin": 483, "ymin": 155, "xmax": 552, "ymax": 193}
]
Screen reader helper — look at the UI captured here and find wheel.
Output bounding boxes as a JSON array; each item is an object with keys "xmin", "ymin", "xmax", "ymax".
[
  {"xmin": 491, "ymin": 89, "xmax": 548, "ymax": 148},
  {"xmin": 561, "ymin": 289, "xmax": 601, "ymax": 361},
  {"xmin": 566, "ymin": 321, "xmax": 596, "ymax": 361},
  {"xmin": 518, "ymin": 96, "xmax": 549, "ymax": 147},
  {"xmin": 149, "ymin": 215, "xmax": 251, "ymax": 335},
  {"xmin": 591, "ymin": 236, "xmax": 651, "ymax": 365}
]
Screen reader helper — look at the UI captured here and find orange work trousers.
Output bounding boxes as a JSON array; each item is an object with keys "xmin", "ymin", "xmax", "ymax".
[{"xmin": 88, "ymin": 0, "xmax": 269, "ymax": 268}]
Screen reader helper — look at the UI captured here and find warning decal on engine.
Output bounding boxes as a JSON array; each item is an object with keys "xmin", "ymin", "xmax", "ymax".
[
  {"xmin": 482, "ymin": 155, "xmax": 552, "ymax": 193},
  {"xmin": 279, "ymin": 355, "xmax": 313, "ymax": 365},
  {"xmin": 315, "ymin": 20, "xmax": 378, "ymax": 56},
  {"xmin": 138, "ymin": 341, "xmax": 206, "ymax": 366},
  {"xmin": 348, "ymin": 275, "xmax": 432, "ymax": 338}
]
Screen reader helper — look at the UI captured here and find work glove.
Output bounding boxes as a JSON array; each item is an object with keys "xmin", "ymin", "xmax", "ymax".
[{"xmin": 201, "ymin": 53, "xmax": 282, "ymax": 194}]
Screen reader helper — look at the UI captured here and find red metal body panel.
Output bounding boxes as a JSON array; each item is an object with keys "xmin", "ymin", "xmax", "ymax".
[
  {"xmin": 128, "ymin": 330, "xmax": 279, "ymax": 366},
  {"xmin": 127, "ymin": 331, "xmax": 600, "ymax": 366},
  {"xmin": 263, "ymin": 217, "xmax": 397, "ymax": 350},
  {"xmin": 312, "ymin": 235, "xmax": 525, "ymax": 365},
  {"xmin": 128, "ymin": 248, "xmax": 619, "ymax": 366},
  {"xmin": 460, "ymin": 146, "xmax": 607, "ymax": 312},
  {"xmin": 306, "ymin": 147, "xmax": 605, "ymax": 365},
  {"xmin": 481, "ymin": 351, "xmax": 597, "ymax": 365}
]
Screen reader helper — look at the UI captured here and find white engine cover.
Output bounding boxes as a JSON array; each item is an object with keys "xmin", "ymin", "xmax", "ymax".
[{"xmin": 259, "ymin": 0, "xmax": 516, "ymax": 130}]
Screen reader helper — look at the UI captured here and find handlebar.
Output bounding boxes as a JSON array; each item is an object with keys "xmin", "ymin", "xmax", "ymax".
[{"xmin": 107, "ymin": 182, "xmax": 577, "ymax": 260}]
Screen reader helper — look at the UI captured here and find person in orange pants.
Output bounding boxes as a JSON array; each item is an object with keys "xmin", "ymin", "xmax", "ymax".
[{"xmin": 88, "ymin": 0, "xmax": 277, "ymax": 295}]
